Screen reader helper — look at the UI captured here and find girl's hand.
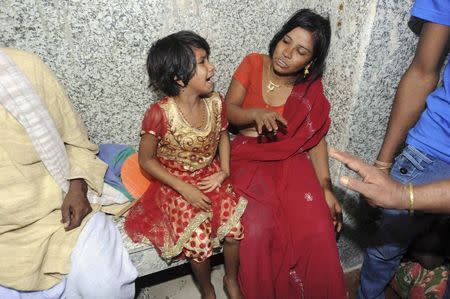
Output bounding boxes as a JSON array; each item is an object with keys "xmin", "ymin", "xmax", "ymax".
[
  {"xmin": 179, "ymin": 183, "xmax": 211, "ymax": 211},
  {"xmin": 198, "ymin": 171, "xmax": 229, "ymax": 193},
  {"xmin": 252, "ymin": 109, "xmax": 287, "ymax": 135},
  {"xmin": 324, "ymin": 189, "xmax": 343, "ymax": 233}
]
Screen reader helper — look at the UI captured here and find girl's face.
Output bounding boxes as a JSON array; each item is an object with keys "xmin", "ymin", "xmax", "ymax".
[
  {"xmin": 185, "ymin": 47, "xmax": 215, "ymax": 96},
  {"xmin": 272, "ymin": 27, "xmax": 315, "ymax": 75}
]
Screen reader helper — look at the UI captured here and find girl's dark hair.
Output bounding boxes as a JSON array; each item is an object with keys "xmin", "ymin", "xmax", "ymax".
[
  {"xmin": 268, "ymin": 9, "xmax": 331, "ymax": 84},
  {"xmin": 146, "ymin": 30, "xmax": 210, "ymax": 96}
]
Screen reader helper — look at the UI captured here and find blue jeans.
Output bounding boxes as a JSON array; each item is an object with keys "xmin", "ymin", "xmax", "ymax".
[{"xmin": 357, "ymin": 145, "xmax": 450, "ymax": 299}]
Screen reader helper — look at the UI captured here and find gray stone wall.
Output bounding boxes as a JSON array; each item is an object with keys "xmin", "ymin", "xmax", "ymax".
[
  {"xmin": 1, "ymin": 0, "xmax": 418, "ymax": 269},
  {"xmin": 295, "ymin": 0, "xmax": 418, "ymax": 267},
  {"xmin": 1, "ymin": 0, "xmax": 298, "ymax": 146}
]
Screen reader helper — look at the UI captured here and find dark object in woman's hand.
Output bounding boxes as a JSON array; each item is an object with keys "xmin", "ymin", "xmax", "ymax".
[{"xmin": 258, "ymin": 120, "xmax": 287, "ymax": 142}]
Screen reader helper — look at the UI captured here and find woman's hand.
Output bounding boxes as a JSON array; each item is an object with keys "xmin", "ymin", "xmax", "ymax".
[
  {"xmin": 198, "ymin": 170, "xmax": 229, "ymax": 193},
  {"xmin": 252, "ymin": 109, "xmax": 287, "ymax": 135},
  {"xmin": 323, "ymin": 189, "xmax": 343, "ymax": 233},
  {"xmin": 329, "ymin": 148, "xmax": 406, "ymax": 210},
  {"xmin": 179, "ymin": 182, "xmax": 211, "ymax": 211}
]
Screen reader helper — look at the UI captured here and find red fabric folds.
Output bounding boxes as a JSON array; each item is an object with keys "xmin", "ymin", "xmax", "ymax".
[
  {"xmin": 230, "ymin": 79, "xmax": 347, "ymax": 299},
  {"xmin": 125, "ymin": 157, "xmax": 244, "ymax": 261},
  {"xmin": 232, "ymin": 79, "xmax": 330, "ymax": 162},
  {"xmin": 124, "ymin": 94, "xmax": 245, "ymax": 262}
]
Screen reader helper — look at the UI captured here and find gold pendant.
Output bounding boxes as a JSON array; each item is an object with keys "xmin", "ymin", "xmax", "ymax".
[{"xmin": 267, "ymin": 80, "xmax": 279, "ymax": 92}]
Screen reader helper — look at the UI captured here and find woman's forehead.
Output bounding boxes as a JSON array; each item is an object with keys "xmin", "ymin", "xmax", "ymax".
[{"xmin": 285, "ymin": 27, "xmax": 314, "ymax": 49}]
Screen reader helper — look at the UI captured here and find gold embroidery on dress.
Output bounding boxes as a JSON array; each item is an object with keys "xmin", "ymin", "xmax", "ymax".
[
  {"xmin": 214, "ymin": 196, "xmax": 248, "ymax": 247},
  {"xmin": 156, "ymin": 196, "xmax": 248, "ymax": 261},
  {"xmin": 160, "ymin": 211, "xmax": 212, "ymax": 261},
  {"xmin": 226, "ymin": 184, "xmax": 235, "ymax": 194},
  {"xmin": 157, "ymin": 93, "xmax": 223, "ymax": 172}
]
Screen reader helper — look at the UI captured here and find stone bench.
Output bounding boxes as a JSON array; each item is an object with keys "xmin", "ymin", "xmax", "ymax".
[{"xmin": 114, "ymin": 217, "xmax": 186, "ymax": 277}]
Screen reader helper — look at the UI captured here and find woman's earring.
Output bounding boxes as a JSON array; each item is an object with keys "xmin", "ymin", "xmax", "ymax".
[{"xmin": 303, "ymin": 64, "xmax": 311, "ymax": 78}]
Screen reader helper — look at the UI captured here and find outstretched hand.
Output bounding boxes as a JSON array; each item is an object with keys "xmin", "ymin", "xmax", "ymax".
[
  {"xmin": 329, "ymin": 148, "xmax": 406, "ymax": 210},
  {"xmin": 61, "ymin": 179, "xmax": 92, "ymax": 231}
]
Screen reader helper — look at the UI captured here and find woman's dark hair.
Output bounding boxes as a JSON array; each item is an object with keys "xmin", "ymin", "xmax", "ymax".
[
  {"xmin": 146, "ymin": 30, "xmax": 210, "ymax": 96},
  {"xmin": 268, "ymin": 9, "xmax": 331, "ymax": 84}
]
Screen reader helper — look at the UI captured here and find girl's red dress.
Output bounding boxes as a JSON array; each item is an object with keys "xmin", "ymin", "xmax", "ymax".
[{"xmin": 124, "ymin": 93, "xmax": 246, "ymax": 262}]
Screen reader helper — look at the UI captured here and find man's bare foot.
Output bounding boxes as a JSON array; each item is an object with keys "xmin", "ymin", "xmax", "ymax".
[
  {"xmin": 201, "ymin": 284, "xmax": 216, "ymax": 299},
  {"xmin": 223, "ymin": 275, "xmax": 244, "ymax": 299}
]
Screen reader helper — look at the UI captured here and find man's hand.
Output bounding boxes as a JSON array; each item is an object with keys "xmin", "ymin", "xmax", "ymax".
[
  {"xmin": 329, "ymin": 148, "xmax": 406, "ymax": 210},
  {"xmin": 61, "ymin": 179, "xmax": 92, "ymax": 231}
]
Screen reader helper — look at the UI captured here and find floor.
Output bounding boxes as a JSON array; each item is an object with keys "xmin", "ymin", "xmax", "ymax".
[
  {"xmin": 136, "ymin": 264, "xmax": 227, "ymax": 299},
  {"xmin": 135, "ymin": 259, "xmax": 401, "ymax": 299},
  {"xmin": 136, "ymin": 255, "xmax": 226, "ymax": 299}
]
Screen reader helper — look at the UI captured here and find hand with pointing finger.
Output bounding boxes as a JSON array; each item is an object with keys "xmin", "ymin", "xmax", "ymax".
[{"xmin": 329, "ymin": 148, "xmax": 406, "ymax": 210}]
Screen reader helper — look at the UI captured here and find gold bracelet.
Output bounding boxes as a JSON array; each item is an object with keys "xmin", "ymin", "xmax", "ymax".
[
  {"xmin": 405, "ymin": 183, "xmax": 414, "ymax": 216},
  {"xmin": 374, "ymin": 160, "xmax": 393, "ymax": 167},
  {"xmin": 374, "ymin": 165, "xmax": 391, "ymax": 170}
]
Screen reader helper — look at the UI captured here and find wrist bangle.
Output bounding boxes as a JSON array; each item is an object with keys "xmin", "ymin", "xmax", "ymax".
[
  {"xmin": 374, "ymin": 160, "xmax": 393, "ymax": 167},
  {"xmin": 374, "ymin": 165, "xmax": 391, "ymax": 170},
  {"xmin": 405, "ymin": 183, "xmax": 414, "ymax": 216}
]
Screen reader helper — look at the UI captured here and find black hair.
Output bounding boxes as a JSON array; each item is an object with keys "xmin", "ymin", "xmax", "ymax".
[
  {"xmin": 146, "ymin": 30, "xmax": 210, "ymax": 96},
  {"xmin": 268, "ymin": 9, "xmax": 331, "ymax": 84}
]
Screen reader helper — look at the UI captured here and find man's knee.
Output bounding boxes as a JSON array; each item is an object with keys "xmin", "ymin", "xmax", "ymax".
[
  {"xmin": 366, "ymin": 243, "xmax": 405, "ymax": 262},
  {"xmin": 74, "ymin": 277, "xmax": 135, "ymax": 299},
  {"xmin": 66, "ymin": 212, "xmax": 137, "ymax": 298}
]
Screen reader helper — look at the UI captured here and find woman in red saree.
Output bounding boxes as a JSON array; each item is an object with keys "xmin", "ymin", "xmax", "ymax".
[{"xmin": 226, "ymin": 9, "xmax": 347, "ymax": 299}]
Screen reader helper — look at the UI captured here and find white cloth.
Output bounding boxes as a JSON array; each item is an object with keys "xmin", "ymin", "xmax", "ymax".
[
  {"xmin": 0, "ymin": 213, "xmax": 138, "ymax": 299},
  {"xmin": 0, "ymin": 49, "xmax": 127, "ymax": 205}
]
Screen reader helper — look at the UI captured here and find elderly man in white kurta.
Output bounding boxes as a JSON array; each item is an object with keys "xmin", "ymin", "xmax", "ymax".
[{"xmin": 0, "ymin": 48, "xmax": 138, "ymax": 298}]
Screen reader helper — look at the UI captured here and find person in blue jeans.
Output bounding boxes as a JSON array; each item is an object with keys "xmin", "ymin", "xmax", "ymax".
[
  {"xmin": 329, "ymin": 148, "xmax": 450, "ymax": 298},
  {"xmin": 358, "ymin": 0, "xmax": 450, "ymax": 298}
]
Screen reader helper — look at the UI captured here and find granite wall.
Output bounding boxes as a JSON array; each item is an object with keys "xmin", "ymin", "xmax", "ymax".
[
  {"xmin": 296, "ymin": 0, "xmax": 418, "ymax": 268},
  {"xmin": 0, "ymin": 0, "xmax": 418, "ymax": 269},
  {"xmin": 332, "ymin": 0, "xmax": 418, "ymax": 268}
]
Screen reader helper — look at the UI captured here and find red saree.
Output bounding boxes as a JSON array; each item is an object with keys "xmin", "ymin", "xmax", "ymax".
[{"xmin": 231, "ymin": 79, "xmax": 347, "ymax": 299}]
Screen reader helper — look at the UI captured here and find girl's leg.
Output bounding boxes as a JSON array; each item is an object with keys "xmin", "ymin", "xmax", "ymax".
[
  {"xmin": 223, "ymin": 237, "xmax": 244, "ymax": 299},
  {"xmin": 190, "ymin": 258, "xmax": 216, "ymax": 299}
]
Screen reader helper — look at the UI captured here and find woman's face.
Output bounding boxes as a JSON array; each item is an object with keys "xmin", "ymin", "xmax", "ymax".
[{"xmin": 272, "ymin": 27, "xmax": 315, "ymax": 75}]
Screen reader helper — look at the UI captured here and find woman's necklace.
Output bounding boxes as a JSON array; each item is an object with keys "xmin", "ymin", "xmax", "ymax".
[
  {"xmin": 266, "ymin": 64, "xmax": 289, "ymax": 93},
  {"xmin": 267, "ymin": 79, "xmax": 280, "ymax": 92},
  {"xmin": 174, "ymin": 99, "xmax": 207, "ymax": 129}
]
